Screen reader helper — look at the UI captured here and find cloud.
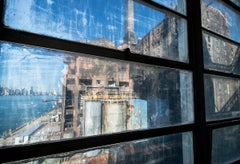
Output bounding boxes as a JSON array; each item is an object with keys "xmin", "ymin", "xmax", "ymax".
[{"xmin": 47, "ymin": 0, "xmax": 54, "ymax": 5}]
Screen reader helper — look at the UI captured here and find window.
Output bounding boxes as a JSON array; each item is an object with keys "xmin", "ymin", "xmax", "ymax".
[
  {"xmin": 201, "ymin": 0, "xmax": 240, "ymax": 163},
  {"xmin": 0, "ymin": 0, "xmax": 240, "ymax": 163}
]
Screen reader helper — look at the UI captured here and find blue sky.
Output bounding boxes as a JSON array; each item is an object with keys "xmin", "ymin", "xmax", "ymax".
[
  {"xmin": 0, "ymin": 43, "xmax": 68, "ymax": 93},
  {"xmin": 2, "ymin": 0, "xmax": 167, "ymax": 91},
  {"xmin": 204, "ymin": 0, "xmax": 240, "ymax": 43},
  {"xmin": 4, "ymin": 0, "xmax": 165, "ymax": 45},
  {"xmin": 3, "ymin": 0, "xmax": 238, "ymax": 92}
]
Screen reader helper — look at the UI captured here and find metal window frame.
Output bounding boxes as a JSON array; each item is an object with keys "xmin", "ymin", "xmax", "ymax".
[
  {"xmin": 200, "ymin": 0, "xmax": 240, "ymax": 163},
  {"xmin": 0, "ymin": 0, "xmax": 239, "ymax": 163}
]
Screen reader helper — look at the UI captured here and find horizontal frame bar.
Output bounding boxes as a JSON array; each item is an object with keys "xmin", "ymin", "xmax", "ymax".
[
  {"xmin": 136, "ymin": 0, "xmax": 187, "ymax": 19},
  {"xmin": 204, "ymin": 69, "xmax": 240, "ymax": 79},
  {"xmin": 207, "ymin": 118, "xmax": 240, "ymax": 129},
  {"xmin": 0, "ymin": 124, "xmax": 194, "ymax": 163},
  {"xmin": 0, "ymin": 28, "xmax": 192, "ymax": 71},
  {"xmin": 202, "ymin": 28, "xmax": 240, "ymax": 46}
]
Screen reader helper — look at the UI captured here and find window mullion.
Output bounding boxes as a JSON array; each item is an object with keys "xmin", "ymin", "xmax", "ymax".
[{"xmin": 187, "ymin": 0, "xmax": 210, "ymax": 163}]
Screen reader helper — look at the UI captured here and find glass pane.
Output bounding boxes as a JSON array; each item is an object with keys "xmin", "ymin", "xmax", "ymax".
[
  {"xmin": 4, "ymin": 0, "xmax": 188, "ymax": 62},
  {"xmin": 229, "ymin": 0, "xmax": 240, "ymax": 7},
  {"xmin": 204, "ymin": 74, "xmax": 240, "ymax": 121},
  {"xmin": 10, "ymin": 132, "xmax": 194, "ymax": 164},
  {"xmin": 152, "ymin": 0, "xmax": 186, "ymax": 15},
  {"xmin": 0, "ymin": 42, "xmax": 193, "ymax": 147},
  {"xmin": 202, "ymin": 31, "xmax": 240, "ymax": 75},
  {"xmin": 212, "ymin": 125, "xmax": 240, "ymax": 164},
  {"xmin": 201, "ymin": 0, "xmax": 240, "ymax": 43}
]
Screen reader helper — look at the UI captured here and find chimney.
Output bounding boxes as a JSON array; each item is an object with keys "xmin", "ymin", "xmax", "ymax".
[{"xmin": 124, "ymin": 0, "xmax": 136, "ymax": 45}]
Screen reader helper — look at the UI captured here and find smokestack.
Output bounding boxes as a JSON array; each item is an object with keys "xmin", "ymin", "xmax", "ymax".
[{"xmin": 124, "ymin": 0, "xmax": 136, "ymax": 45}]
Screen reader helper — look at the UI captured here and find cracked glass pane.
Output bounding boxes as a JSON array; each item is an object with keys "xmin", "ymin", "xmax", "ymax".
[
  {"xmin": 4, "ymin": 0, "xmax": 188, "ymax": 62},
  {"xmin": 0, "ymin": 42, "xmax": 193, "ymax": 147}
]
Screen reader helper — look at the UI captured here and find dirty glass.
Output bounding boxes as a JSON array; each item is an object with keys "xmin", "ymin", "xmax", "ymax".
[
  {"xmin": 201, "ymin": 0, "xmax": 240, "ymax": 43},
  {"xmin": 152, "ymin": 0, "xmax": 186, "ymax": 15},
  {"xmin": 9, "ymin": 132, "xmax": 194, "ymax": 164},
  {"xmin": 202, "ymin": 31, "xmax": 240, "ymax": 75},
  {"xmin": 212, "ymin": 124, "xmax": 240, "ymax": 164},
  {"xmin": 204, "ymin": 74, "xmax": 240, "ymax": 121},
  {"xmin": 4, "ymin": 0, "xmax": 188, "ymax": 62},
  {"xmin": 0, "ymin": 42, "xmax": 193, "ymax": 147}
]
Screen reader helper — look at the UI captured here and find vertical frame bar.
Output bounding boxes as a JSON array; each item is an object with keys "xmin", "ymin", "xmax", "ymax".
[{"xmin": 187, "ymin": 0, "xmax": 210, "ymax": 163}]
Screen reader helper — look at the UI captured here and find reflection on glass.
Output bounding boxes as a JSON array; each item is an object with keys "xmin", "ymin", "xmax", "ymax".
[
  {"xmin": 0, "ymin": 42, "xmax": 193, "ymax": 147},
  {"xmin": 201, "ymin": 0, "xmax": 240, "ymax": 43},
  {"xmin": 212, "ymin": 125, "xmax": 240, "ymax": 164},
  {"xmin": 10, "ymin": 132, "xmax": 193, "ymax": 164},
  {"xmin": 152, "ymin": 0, "xmax": 186, "ymax": 15},
  {"xmin": 202, "ymin": 32, "xmax": 240, "ymax": 75},
  {"xmin": 229, "ymin": 0, "xmax": 240, "ymax": 7},
  {"xmin": 204, "ymin": 74, "xmax": 240, "ymax": 121},
  {"xmin": 4, "ymin": 0, "xmax": 188, "ymax": 62}
]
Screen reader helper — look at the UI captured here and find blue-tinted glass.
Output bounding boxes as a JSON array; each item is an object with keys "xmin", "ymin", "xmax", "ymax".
[
  {"xmin": 152, "ymin": 0, "xmax": 186, "ymax": 15},
  {"xmin": 4, "ymin": 0, "xmax": 188, "ymax": 62},
  {"xmin": 0, "ymin": 42, "xmax": 193, "ymax": 147},
  {"xmin": 229, "ymin": 0, "xmax": 240, "ymax": 7},
  {"xmin": 10, "ymin": 132, "xmax": 194, "ymax": 164},
  {"xmin": 201, "ymin": 0, "xmax": 240, "ymax": 43},
  {"xmin": 204, "ymin": 74, "xmax": 240, "ymax": 121},
  {"xmin": 202, "ymin": 31, "xmax": 240, "ymax": 75},
  {"xmin": 212, "ymin": 125, "xmax": 240, "ymax": 163}
]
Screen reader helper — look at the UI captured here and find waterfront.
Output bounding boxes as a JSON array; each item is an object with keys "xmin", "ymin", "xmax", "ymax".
[{"xmin": 0, "ymin": 95, "xmax": 58, "ymax": 138}]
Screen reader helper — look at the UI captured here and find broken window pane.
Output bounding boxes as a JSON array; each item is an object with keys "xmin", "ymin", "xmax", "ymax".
[
  {"xmin": 0, "ymin": 42, "xmax": 193, "ymax": 147},
  {"xmin": 4, "ymin": 0, "xmax": 188, "ymax": 62},
  {"xmin": 212, "ymin": 124, "xmax": 240, "ymax": 164},
  {"xmin": 202, "ymin": 31, "xmax": 240, "ymax": 75},
  {"xmin": 201, "ymin": 0, "xmax": 240, "ymax": 43},
  {"xmin": 152, "ymin": 0, "xmax": 186, "ymax": 15},
  {"xmin": 10, "ymin": 132, "xmax": 194, "ymax": 164},
  {"xmin": 204, "ymin": 74, "xmax": 240, "ymax": 121}
]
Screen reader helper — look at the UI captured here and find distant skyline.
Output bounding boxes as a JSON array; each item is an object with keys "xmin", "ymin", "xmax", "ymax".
[
  {"xmin": 2, "ymin": 0, "xmax": 239, "ymax": 93},
  {"xmin": 0, "ymin": 43, "xmax": 68, "ymax": 93},
  {"xmin": 2, "ymin": 0, "xmax": 167, "ymax": 92}
]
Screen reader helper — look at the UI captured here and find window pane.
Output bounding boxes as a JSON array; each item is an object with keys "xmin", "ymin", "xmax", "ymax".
[
  {"xmin": 10, "ymin": 132, "xmax": 194, "ymax": 164},
  {"xmin": 201, "ymin": 0, "xmax": 240, "ymax": 43},
  {"xmin": 4, "ymin": 0, "xmax": 188, "ymax": 62},
  {"xmin": 152, "ymin": 0, "xmax": 186, "ymax": 15},
  {"xmin": 212, "ymin": 125, "xmax": 240, "ymax": 164},
  {"xmin": 202, "ymin": 31, "xmax": 240, "ymax": 75},
  {"xmin": 204, "ymin": 74, "xmax": 240, "ymax": 121},
  {"xmin": 0, "ymin": 42, "xmax": 193, "ymax": 147}
]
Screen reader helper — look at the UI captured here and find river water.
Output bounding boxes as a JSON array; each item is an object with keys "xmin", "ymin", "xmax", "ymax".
[{"xmin": 0, "ymin": 95, "xmax": 57, "ymax": 137}]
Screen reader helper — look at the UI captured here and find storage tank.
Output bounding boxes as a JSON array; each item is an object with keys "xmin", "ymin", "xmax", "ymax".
[
  {"xmin": 102, "ymin": 101, "xmax": 127, "ymax": 134},
  {"xmin": 127, "ymin": 99, "xmax": 147, "ymax": 130},
  {"xmin": 84, "ymin": 101, "xmax": 102, "ymax": 136}
]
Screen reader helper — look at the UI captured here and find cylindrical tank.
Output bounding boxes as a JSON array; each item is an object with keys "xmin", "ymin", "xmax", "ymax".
[
  {"xmin": 84, "ymin": 101, "xmax": 102, "ymax": 136},
  {"xmin": 127, "ymin": 99, "xmax": 147, "ymax": 130},
  {"xmin": 102, "ymin": 101, "xmax": 127, "ymax": 134}
]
